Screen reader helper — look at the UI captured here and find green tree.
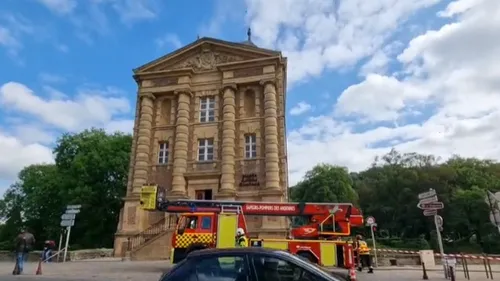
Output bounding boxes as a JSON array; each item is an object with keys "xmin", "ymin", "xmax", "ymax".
[
  {"xmin": 291, "ymin": 164, "xmax": 358, "ymax": 204},
  {"xmin": 53, "ymin": 128, "xmax": 131, "ymax": 248},
  {"xmin": 0, "ymin": 128, "xmax": 132, "ymax": 249}
]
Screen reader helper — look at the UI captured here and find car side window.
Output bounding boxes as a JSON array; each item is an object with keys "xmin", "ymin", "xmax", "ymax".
[
  {"xmin": 163, "ymin": 255, "xmax": 249, "ymax": 281},
  {"xmin": 250, "ymin": 255, "xmax": 322, "ymax": 281}
]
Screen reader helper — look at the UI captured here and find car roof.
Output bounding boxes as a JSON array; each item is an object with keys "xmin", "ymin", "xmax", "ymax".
[{"xmin": 186, "ymin": 247, "xmax": 288, "ymax": 258}]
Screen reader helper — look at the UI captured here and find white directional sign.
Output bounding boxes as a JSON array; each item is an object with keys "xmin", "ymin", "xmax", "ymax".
[
  {"xmin": 366, "ymin": 216, "xmax": 376, "ymax": 225},
  {"xmin": 60, "ymin": 220, "xmax": 75, "ymax": 227},
  {"xmin": 423, "ymin": 209, "xmax": 437, "ymax": 216},
  {"xmin": 418, "ymin": 202, "xmax": 444, "ymax": 210},
  {"xmin": 419, "ymin": 195, "xmax": 438, "ymax": 205},
  {"xmin": 67, "ymin": 204, "xmax": 82, "ymax": 209},
  {"xmin": 418, "ymin": 189, "xmax": 436, "ymax": 200},
  {"xmin": 61, "ymin": 214, "xmax": 76, "ymax": 220},
  {"xmin": 65, "ymin": 209, "xmax": 80, "ymax": 214}
]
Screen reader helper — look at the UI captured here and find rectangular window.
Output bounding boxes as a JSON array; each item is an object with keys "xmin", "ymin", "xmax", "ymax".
[
  {"xmin": 245, "ymin": 134, "xmax": 257, "ymax": 159},
  {"xmin": 199, "ymin": 96, "xmax": 215, "ymax": 123},
  {"xmin": 158, "ymin": 142, "xmax": 169, "ymax": 164},
  {"xmin": 198, "ymin": 138, "xmax": 214, "ymax": 161},
  {"xmin": 201, "ymin": 216, "xmax": 212, "ymax": 229}
]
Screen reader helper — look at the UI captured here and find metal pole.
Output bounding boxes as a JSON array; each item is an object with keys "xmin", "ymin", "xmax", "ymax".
[
  {"xmin": 63, "ymin": 226, "xmax": 71, "ymax": 263},
  {"xmin": 370, "ymin": 224, "xmax": 378, "ymax": 267},
  {"xmin": 56, "ymin": 229, "xmax": 64, "ymax": 262},
  {"xmin": 434, "ymin": 214, "xmax": 447, "ymax": 278}
]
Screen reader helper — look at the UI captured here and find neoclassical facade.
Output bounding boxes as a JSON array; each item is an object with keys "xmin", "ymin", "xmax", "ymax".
[{"xmin": 114, "ymin": 36, "xmax": 289, "ymax": 259}]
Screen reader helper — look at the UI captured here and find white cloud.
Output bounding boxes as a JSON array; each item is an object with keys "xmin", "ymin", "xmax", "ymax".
[
  {"xmin": 112, "ymin": 0, "xmax": 158, "ymax": 23},
  {"xmin": 0, "ymin": 132, "xmax": 54, "ymax": 184},
  {"xmin": 289, "ymin": 102, "xmax": 312, "ymax": 116},
  {"xmin": 0, "ymin": 81, "xmax": 134, "ymax": 190},
  {"xmin": 155, "ymin": 33, "xmax": 182, "ymax": 49},
  {"xmin": 253, "ymin": 0, "xmax": 500, "ymax": 185},
  {"xmin": 0, "ymin": 14, "xmax": 34, "ymax": 57},
  {"xmin": 36, "ymin": 0, "xmax": 77, "ymax": 15},
  {"xmin": 246, "ymin": 0, "xmax": 441, "ymax": 85},
  {"xmin": 0, "ymin": 82, "xmax": 132, "ymax": 132},
  {"xmin": 38, "ymin": 73, "xmax": 66, "ymax": 84}
]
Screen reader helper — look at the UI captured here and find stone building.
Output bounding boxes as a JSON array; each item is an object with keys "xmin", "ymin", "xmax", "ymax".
[{"xmin": 113, "ymin": 34, "xmax": 289, "ymax": 259}]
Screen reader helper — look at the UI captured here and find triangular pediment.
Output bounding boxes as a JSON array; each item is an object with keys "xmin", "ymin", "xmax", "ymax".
[{"xmin": 134, "ymin": 37, "xmax": 280, "ymax": 74}]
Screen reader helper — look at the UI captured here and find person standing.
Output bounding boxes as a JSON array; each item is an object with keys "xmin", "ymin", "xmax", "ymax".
[
  {"xmin": 235, "ymin": 228, "xmax": 248, "ymax": 247},
  {"xmin": 14, "ymin": 228, "xmax": 36, "ymax": 275},
  {"xmin": 355, "ymin": 235, "xmax": 373, "ymax": 273}
]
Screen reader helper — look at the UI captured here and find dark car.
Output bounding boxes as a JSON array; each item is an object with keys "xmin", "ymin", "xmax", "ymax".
[{"xmin": 159, "ymin": 247, "xmax": 347, "ymax": 281}]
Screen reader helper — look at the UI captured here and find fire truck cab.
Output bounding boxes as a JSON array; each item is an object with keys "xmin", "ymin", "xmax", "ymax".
[{"xmin": 140, "ymin": 185, "xmax": 364, "ymax": 268}]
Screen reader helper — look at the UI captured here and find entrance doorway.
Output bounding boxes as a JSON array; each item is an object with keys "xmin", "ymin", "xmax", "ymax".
[{"xmin": 195, "ymin": 189, "xmax": 213, "ymax": 200}]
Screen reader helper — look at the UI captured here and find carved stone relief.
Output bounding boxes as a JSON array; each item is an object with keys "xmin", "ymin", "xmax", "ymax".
[{"xmin": 153, "ymin": 45, "xmax": 247, "ymax": 72}]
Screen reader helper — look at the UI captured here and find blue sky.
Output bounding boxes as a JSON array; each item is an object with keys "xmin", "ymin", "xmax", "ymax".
[{"xmin": 1, "ymin": 0, "xmax": 499, "ymax": 195}]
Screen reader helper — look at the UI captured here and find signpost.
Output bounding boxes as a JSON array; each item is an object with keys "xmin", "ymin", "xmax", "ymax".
[
  {"xmin": 418, "ymin": 202, "xmax": 444, "ymax": 210},
  {"xmin": 423, "ymin": 209, "xmax": 437, "ymax": 216},
  {"xmin": 365, "ymin": 216, "xmax": 378, "ymax": 267},
  {"xmin": 418, "ymin": 189, "xmax": 446, "ymax": 278},
  {"xmin": 59, "ymin": 204, "xmax": 81, "ymax": 263}
]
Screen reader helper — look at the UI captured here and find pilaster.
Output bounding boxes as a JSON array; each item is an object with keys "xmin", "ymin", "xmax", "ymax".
[
  {"xmin": 132, "ymin": 93, "xmax": 155, "ymax": 193},
  {"xmin": 171, "ymin": 89, "xmax": 192, "ymax": 196},
  {"xmin": 219, "ymin": 84, "xmax": 237, "ymax": 196},
  {"xmin": 260, "ymin": 79, "xmax": 280, "ymax": 191}
]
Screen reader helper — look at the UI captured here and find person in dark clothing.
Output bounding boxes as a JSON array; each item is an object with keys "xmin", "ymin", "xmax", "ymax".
[{"xmin": 14, "ymin": 229, "xmax": 35, "ymax": 274}]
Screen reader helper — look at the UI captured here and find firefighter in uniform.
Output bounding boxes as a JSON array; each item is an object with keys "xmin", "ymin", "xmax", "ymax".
[
  {"xmin": 235, "ymin": 228, "xmax": 248, "ymax": 247},
  {"xmin": 355, "ymin": 235, "xmax": 374, "ymax": 273}
]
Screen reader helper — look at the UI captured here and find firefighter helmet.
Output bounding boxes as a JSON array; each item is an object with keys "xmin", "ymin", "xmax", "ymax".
[{"xmin": 236, "ymin": 228, "xmax": 245, "ymax": 236}]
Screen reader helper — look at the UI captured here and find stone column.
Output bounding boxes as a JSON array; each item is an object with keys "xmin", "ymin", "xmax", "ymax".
[
  {"xmin": 261, "ymin": 80, "xmax": 280, "ymax": 191},
  {"xmin": 220, "ymin": 84, "xmax": 237, "ymax": 195},
  {"xmin": 171, "ymin": 89, "xmax": 191, "ymax": 197},
  {"xmin": 132, "ymin": 93, "xmax": 155, "ymax": 192}
]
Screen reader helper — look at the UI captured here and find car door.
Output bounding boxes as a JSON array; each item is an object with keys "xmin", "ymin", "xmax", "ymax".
[
  {"xmin": 248, "ymin": 253, "xmax": 341, "ymax": 281},
  {"xmin": 161, "ymin": 253, "xmax": 256, "ymax": 281}
]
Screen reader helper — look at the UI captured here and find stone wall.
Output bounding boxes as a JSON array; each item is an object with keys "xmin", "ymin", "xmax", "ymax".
[{"xmin": 0, "ymin": 248, "xmax": 113, "ymax": 262}]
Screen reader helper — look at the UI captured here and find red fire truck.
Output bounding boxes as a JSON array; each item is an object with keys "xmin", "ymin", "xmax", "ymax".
[{"xmin": 140, "ymin": 185, "xmax": 364, "ymax": 268}]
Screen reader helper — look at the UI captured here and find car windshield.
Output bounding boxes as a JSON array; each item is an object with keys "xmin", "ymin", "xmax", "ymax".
[{"xmin": 274, "ymin": 250, "xmax": 340, "ymax": 280}]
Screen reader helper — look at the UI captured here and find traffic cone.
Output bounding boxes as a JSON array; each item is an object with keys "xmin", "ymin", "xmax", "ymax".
[
  {"xmin": 12, "ymin": 259, "xmax": 20, "ymax": 275},
  {"xmin": 349, "ymin": 266, "xmax": 357, "ymax": 281},
  {"xmin": 35, "ymin": 258, "xmax": 42, "ymax": 275}
]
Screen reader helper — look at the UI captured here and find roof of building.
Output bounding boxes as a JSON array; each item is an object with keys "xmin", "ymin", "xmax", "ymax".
[{"xmin": 133, "ymin": 30, "xmax": 281, "ymax": 74}]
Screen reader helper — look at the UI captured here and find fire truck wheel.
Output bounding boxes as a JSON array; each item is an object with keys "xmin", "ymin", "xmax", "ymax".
[
  {"xmin": 297, "ymin": 251, "xmax": 318, "ymax": 264},
  {"xmin": 186, "ymin": 243, "xmax": 208, "ymax": 255}
]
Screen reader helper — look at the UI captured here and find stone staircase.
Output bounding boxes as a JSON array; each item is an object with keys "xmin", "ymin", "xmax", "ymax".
[{"xmin": 128, "ymin": 216, "xmax": 176, "ymax": 260}]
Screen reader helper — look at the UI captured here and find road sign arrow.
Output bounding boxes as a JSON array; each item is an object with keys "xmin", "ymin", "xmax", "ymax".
[
  {"xmin": 423, "ymin": 209, "xmax": 437, "ymax": 216},
  {"xmin": 419, "ymin": 195, "xmax": 438, "ymax": 205},
  {"xmin": 65, "ymin": 209, "xmax": 80, "ymax": 214},
  {"xmin": 418, "ymin": 189, "xmax": 436, "ymax": 200},
  {"xmin": 60, "ymin": 220, "xmax": 75, "ymax": 227},
  {"xmin": 418, "ymin": 202, "xmax": 444, "ymax": 210},
  {"xmin": 61, "ymin": 214, "xmax": 76, "ymax": 220},
  {"xmin": 66, "ymin": 204, "xmax": 82, "ymax": 209}
]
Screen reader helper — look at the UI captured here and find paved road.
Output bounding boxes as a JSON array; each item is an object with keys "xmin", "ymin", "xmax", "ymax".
[{"xmin": 0, "ymin": 261, "xmax": 496, "ymax": 281}]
